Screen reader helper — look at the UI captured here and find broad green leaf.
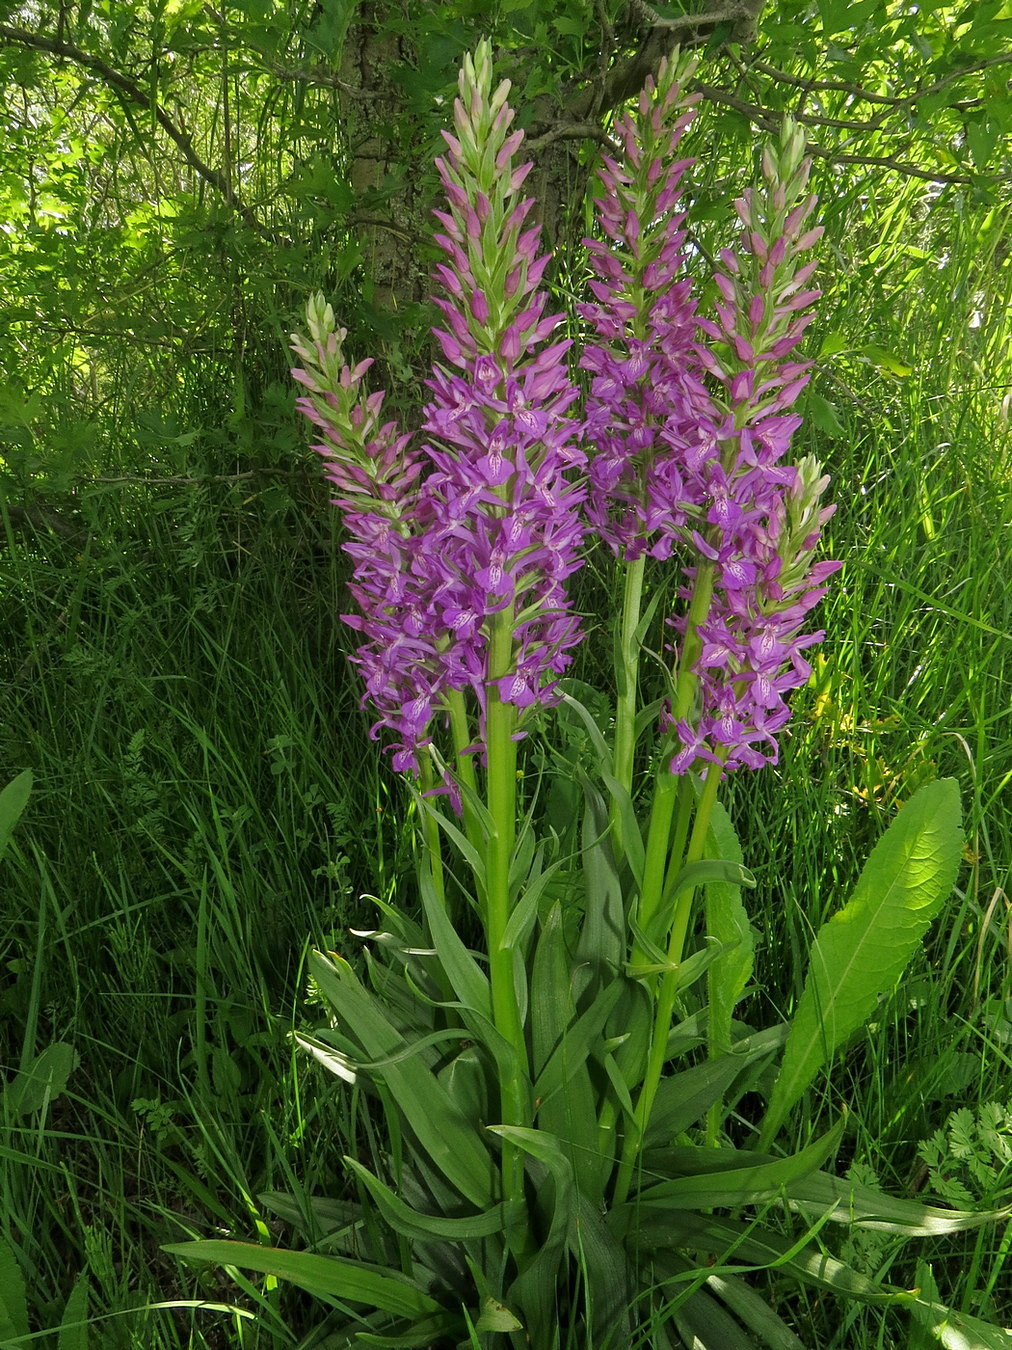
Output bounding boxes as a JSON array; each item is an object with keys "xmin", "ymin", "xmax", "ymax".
[
  {"xmin": 761, "ymin": 780, "xmax": 961, "ymax": 1145},
  {"xmin": 417, "ymin": 869, "xmax": 491, "ymax": 1020},
  {"xmin": 307, "ymin": 951, "xmax": 494, "ymax": 1208},
  {"xmin": 491, "ymin": 1125, "xmax": 575, "ymax": 1345},
  {"xmin": 57, "ymin": 1273, "xmax": 90, "ymax": 1350},
  {"xmin": 646, "ymin": 1030, "xmax": 782, "ymax": 1146},
  {"xmin": 861, "ymin": 342, "xmax": 914, "ymax": 377},
  {"xmin": 163, "ymin": 1241, "xmax": 442, "ymax": 1317},
  {"xmin": 0, "ymin": 1237, "xmax": 28, "ymax": 1341},
  {"xmin": 2, "ymin": 1042, "xmax": 78, "ymax": 1117},
  {"xmin": 532, "ymin": 978, "xmax": 622, "ymax": 1112},
  {"xmin": 575, "ymin": 774, "xmax": 627, "ymax": 982},
  {"xmin": 438, "ymin": 1045, "xmax": 488, "ymax": 1132},
  {"xmin": 0, "ymin": 769, "xmax": 32, "ymax": 863},
  {"xmin": 807, "ymin": 391, "xmax": 847, "ymax": 439},
  {"xmin": 343, "ymin": 1157, "xmax": 514, "ymax": 1242},
  {"xmin": 633, "ymin": 1120, "xmax": 843, "ymax": 1210},
  {"xmin": 259, "ymin": 1190, "xmax": 362, "ymax": 1239}
]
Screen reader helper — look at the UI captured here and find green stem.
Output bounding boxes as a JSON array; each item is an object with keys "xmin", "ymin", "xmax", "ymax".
[
  {"xmin": 613, "ymin": 559, "xmax": 718, "ymax": 1205},
  {"xmin": 633, "ymin": 560, "xmax": 716, "ymax": 951},
  {"xmin": 484, "ymin": 606, "xmax": 531, "ymax": 1217},
  {"xmin": 416, "ymin": 756, "xmax": 447, "ymax": 920},
  {"xmin": 611, "ymin": 554, "xmax": 646, "ymax": 862},
  {"xmin": 446, "ymin": 686, "xmax": 484, "ymax": 871},
  {"xmin": 613, "ymin": 762, "xmax": 723, "ymax": 1205}
]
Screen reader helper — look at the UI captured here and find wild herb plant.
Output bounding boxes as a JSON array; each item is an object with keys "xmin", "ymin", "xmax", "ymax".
[{"xmin": 167, "ymin": 44, "xmax": 1009, "ymax": 1350}]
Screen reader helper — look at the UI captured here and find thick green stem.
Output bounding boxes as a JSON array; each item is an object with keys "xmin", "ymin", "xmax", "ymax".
[
  {"xmin": 484, "ymin": 606, "xmax": 531, "ymax": 1218},
  {"xmin": 614, "ymin": 761, "xmax": 723, "ymax": 1204},
  {"xmin": 446, "ymin": 686, "xmax": 484, "ymax": 869},
  {"xmin": 633, "ymin": 560, "xmax": 716, "ymax": 949},
  {"xmin": 613, "ymin": 560, "xmax": 718, "ymax": 1204},
  {"xmin": 611, "ymin": 554, "xmax": 646, "ymax": 862},
  {"xmin": 416, "ymin": 756, "xmax": 447, "ymax": 919}
]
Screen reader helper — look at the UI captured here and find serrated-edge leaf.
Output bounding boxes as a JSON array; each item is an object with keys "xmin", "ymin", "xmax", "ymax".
[
  {"xmin": 0, "ymin": 769, "xmax": 32, "ymax": 862},
  {"xmin": 56, "ymin": 1272, "xmax": 90, "ymax": 1350},
  {"xmin": 762, "ymin": 780, "xmax": 961, "ymax": 1145},
  {"xmin": 163, "ymin": 1241, "xmax": 442, "ymax": 1318},
  {"xmin": 0, "ymin": 1236, "xmax": 29, "ymax": 1339}
]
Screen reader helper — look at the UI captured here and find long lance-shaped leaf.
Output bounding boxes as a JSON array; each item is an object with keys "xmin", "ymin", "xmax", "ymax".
[
  {"xmin": 530, "ymin": 904, "xmax": 606, "ymax": 1201},
  {"xmin": 706, "ymin": 1273, "xmax": 809, "ymax": 1350},
  {"xmin": 0, "ymin": 1236, "xmax": 29, "ymax": 1343},
  {"xmin": 631, "ymin": 1119, "xmax": 843, "ymax": 1210},
  {"xmin": 491, "ymin": 1125, "xmax": 577, "ymax": 1346},
  {"xmin": 645, "ymin": 1026, "xmax": 785, "ymax": 1146},
  {"xmin": 785, "ymin": 1170, "xmax": 1012, "ymax": 1235},
  {"xmin": 673, "ymin": 1285, "xmax": 758, "ymax": 1350},
  {"xmin": 903, "ymin": 1263, "xmax": 1012, "ymax": 1350},
  {"xmin": 308, "ymin": 950, "xmax": 495, "ymax": 1208},
  {"xmin": 343, "ymin": 1157, "xmax": 516, "ymax": 1243},
  {"xmin": 162, "ymin": 1241, "xmax": 442, "ymax": 1318},
  {"xmin": 622, "ymin": 1211, "xmax": 904, "ymax": 1307},
  {"xmin": 355, "ymin": 1312, "xmax": 466, "ymax": 1347},
  {"xmin": 760, "ymin": 779, "xmax": 962, "ymax": 1147}
]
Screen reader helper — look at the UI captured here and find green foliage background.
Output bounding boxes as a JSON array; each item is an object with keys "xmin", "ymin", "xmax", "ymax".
[{"xmin": 1, "ymin": 0, "xmax": 1011, "ymax": 1345}]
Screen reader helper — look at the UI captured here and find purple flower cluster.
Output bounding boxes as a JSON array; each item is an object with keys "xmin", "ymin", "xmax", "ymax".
[
  {"xmin": 418, "ymin": 47, "xmax": 586, "ymax": 721},
  {"xmin": 582, "ymin": 76, "xmax": 839, "ymax": 772},
  {"xmin": 668, "ymin": 119, "xmax": 840, "ymax": 772},
  {"xmin": 291, "ymin": 48, "xmax": 586, "ymax": 777},
  {"xmin": 293, "ymin": 44, "xmax": 838, "ymax": 783},
  {"xmin": 580, "ymin": 59, "xmax": 712, "ymax": 561},
  {"xmin": 290, "ymin": 302, "xmax": 441, "ymax": 770}
]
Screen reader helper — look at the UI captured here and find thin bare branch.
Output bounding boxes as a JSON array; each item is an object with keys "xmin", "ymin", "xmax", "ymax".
[
  {"xmin": 0, "ymin": 22, "xmax": 273, "ymax": 238},
  {"xmin": 749, "ymin": 51, "xmax": 1012, "ymax": 109}
]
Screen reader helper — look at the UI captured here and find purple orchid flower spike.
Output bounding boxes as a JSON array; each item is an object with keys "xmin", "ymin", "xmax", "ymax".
[
  {"xmin": 419, "ymin": 43, "xmax": 587, "ymax": 747},
  {"xmin": 580, "ymin": 53, "xmax": 713, "ymax": 563},
  {"xmin": 668, "ymin": 116, "xmax": 841, "ymax": 773}
]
